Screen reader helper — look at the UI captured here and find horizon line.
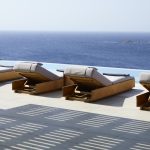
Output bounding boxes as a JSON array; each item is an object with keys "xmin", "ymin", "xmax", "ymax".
[{"xmin": 0, "ymin": 30, "xmax": 150, "ymax": 34}]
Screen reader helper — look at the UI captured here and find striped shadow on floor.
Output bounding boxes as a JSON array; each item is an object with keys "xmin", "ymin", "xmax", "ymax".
[{"xmin": 0, "ymin": 104, "xmax": 149, "ymax": 150}]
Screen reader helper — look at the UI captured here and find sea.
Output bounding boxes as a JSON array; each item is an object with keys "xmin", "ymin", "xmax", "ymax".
[{"xmin": 0, "ymin": 31, "xmax": 150, "ymax": 70}]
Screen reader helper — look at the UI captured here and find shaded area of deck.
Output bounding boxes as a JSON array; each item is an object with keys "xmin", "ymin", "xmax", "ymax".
[{"xmin": 0, "ymin": 104, "xmax": 149, "ymax": 150}]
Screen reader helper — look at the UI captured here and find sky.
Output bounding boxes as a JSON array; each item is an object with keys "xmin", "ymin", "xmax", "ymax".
[{"xmin": 0, "ymin": 0, "xmax": 150, "ymax": 32}]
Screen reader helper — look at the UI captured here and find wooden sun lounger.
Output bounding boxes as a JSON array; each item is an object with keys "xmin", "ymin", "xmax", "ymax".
[
  {"xmin": 12, "ymin": 62, "xmax": 63, "ymax": 94},
  {"xmin": 0, "ymin": 67, "xmax": 21, "ymax": 82},
  {"xmin": 136, "ymin": 73, "xmax": 150, "ymax": 110},
  {"xmin": 63, "ymin": 66, "xmax": 135, "ymax": 102}
]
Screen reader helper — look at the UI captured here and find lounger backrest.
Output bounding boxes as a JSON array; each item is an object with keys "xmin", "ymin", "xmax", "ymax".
[
  {"xmin": 139, "ymin": 73, "xmax": 150, "ymax": 91},
  {"xmin": 140, "ymin": 73, "xmax": 150, "ymax": 84},
  {"xmin": 13, "ymin": 62, "xmax": 59, "ymax": 82},
  {"xmin": 64, "ymin": 66, "xmax": 112, "ymax": 90}
]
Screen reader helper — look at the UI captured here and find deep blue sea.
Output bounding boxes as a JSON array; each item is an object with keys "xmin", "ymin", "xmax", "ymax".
[{"xmin": 0, "ymin": 32, "xmax": 150, "ymax": 70}]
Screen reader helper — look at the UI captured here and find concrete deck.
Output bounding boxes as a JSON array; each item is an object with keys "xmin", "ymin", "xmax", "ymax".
[
  {"xmin": 0, "ymin": 61, "xmax": 150, "ymax": 150},
  {"xmin": 0, "ymin": 81, "xmax": 149, "ymax": 121}
]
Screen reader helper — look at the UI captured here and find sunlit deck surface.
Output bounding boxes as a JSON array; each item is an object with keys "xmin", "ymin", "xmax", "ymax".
[{"xmin": 0, "ymin": 60, "xmax": 150, "ymax": 150}]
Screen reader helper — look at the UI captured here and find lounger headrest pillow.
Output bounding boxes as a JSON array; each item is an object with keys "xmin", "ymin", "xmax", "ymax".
[
  {"xmin": 64, "ymin": 66, "xmax": 97, "ymax": 77},
  {"xmin": 140, "ymin": 73, "xmax": 150, "ymax": 84},
  {"xmin": 13, "ymin": 62, "xmax": 43, "ymax": 72}
]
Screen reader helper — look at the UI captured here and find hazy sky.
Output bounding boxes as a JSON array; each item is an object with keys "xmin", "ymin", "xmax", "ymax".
[{"xmin": 0, "ymin": 0, "xmax": 150, "ymax": 32}]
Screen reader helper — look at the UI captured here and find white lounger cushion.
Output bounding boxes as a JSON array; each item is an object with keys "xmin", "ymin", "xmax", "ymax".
[
  {"xmin": 106, "ymin": 75, "xmax": 133, "ymax": 84},
  {"xmin": 0, "ymin": 67, "xmax": 12, "ymax": 73},
  {"xmin": 140, "ymin": 73, "xmax": 150, "ymax": 84},
  {"xmin": 13, "ymin": 62, "xmax": 60, "ymax": 81},
  {"xmin": 64, "ymin": 66, "xmax": 133, "ymax": 86}
]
